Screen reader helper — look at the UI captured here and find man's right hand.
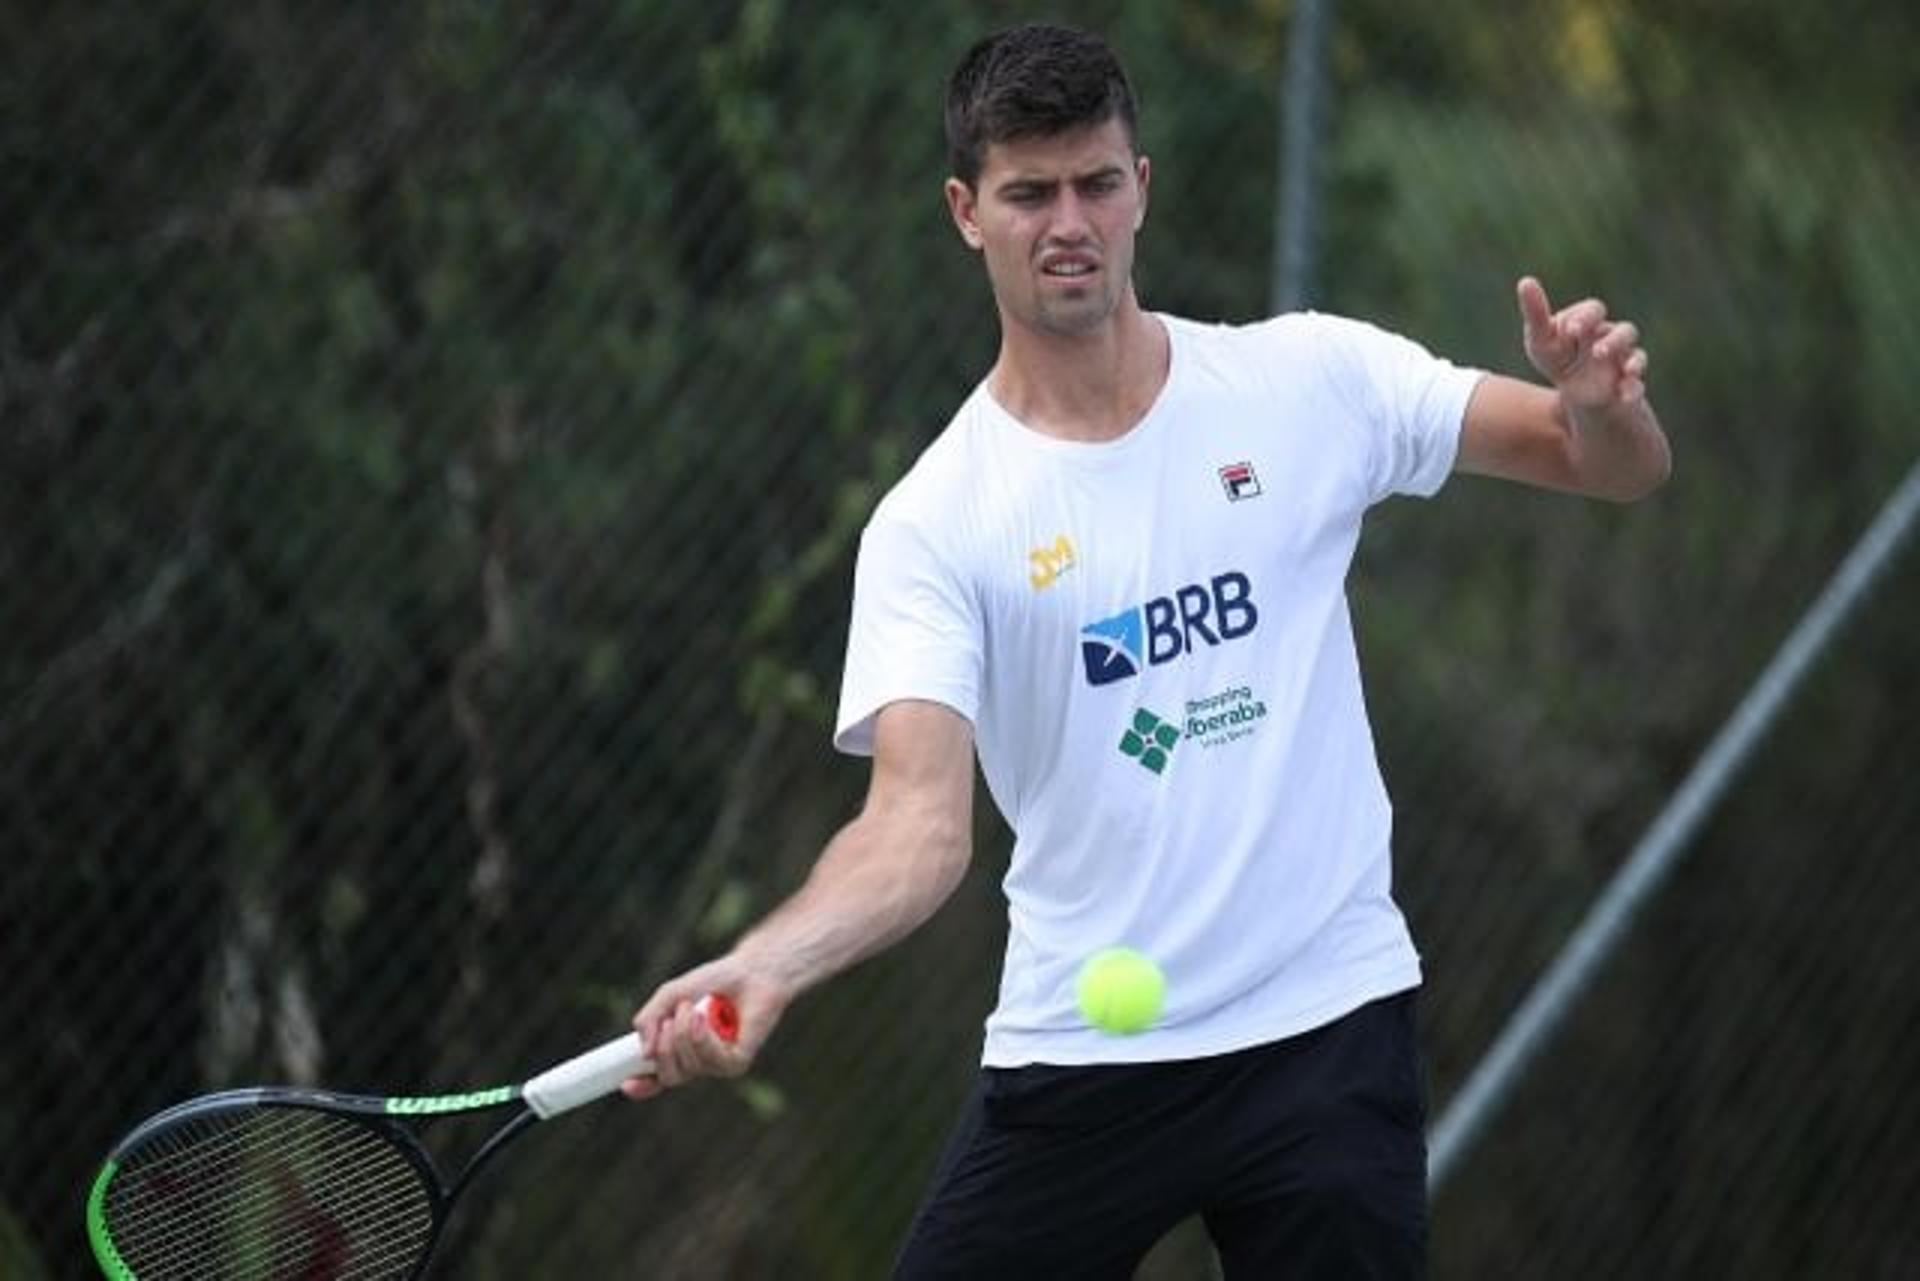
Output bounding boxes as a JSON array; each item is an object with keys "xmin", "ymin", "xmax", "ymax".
[{"xmin": 623, "ymin": 956, "xmax": 778, "ymax": 1098}]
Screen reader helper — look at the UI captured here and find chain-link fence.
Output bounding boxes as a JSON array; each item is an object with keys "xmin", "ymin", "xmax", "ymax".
[{"xmin": 5, "ymin": 2, "xmax": 1917, "ymax": 1277}]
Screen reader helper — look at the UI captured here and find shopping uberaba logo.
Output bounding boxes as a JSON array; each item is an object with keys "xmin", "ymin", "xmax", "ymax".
[{"xmin": 1079, "ymin": 571, "xmax": 1258, "ymax": 687}]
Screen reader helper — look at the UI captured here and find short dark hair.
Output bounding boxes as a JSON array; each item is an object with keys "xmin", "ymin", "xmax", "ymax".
[{"xmin": 944, "ymin": 24, "xmax": 1139, "ymax": 188}]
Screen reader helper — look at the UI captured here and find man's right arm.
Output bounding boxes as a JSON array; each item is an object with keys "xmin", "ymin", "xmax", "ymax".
[{"xmin": 623, "ymin": 698, "xmax": 975, "ymax": 1095}]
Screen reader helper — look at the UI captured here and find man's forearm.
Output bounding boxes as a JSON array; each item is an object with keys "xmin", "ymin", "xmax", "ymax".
[
  {"xmin": 1564, "ymin": 392, "xmax": 1672, "ymax": 502},
  {"xmin": 733, "ymin": 803, "xmax": 971, "ymax": 1000}
]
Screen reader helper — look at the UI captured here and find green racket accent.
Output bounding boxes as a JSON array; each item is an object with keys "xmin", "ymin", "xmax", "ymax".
[
  {"xmin": 384, "ymin": 1085, "xmax": 517, "ymax": 1115},
  {"xmin": 86, "ymin": 1160, "xmax": 134, "ymax": 1281}
]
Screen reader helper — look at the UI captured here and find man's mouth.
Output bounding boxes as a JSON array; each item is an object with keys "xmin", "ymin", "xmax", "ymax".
[{"xmin": 1040, "ymin": 256, "xmax": 1098, "ymax": 279}]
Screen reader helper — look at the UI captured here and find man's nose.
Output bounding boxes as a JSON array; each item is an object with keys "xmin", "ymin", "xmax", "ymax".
[{"xmin": 1048, "ymin": 190, "xmax": 1094, "ymax": 240}]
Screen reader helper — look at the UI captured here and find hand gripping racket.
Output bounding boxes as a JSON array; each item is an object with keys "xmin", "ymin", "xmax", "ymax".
[{"xmin": 86, "ymin": 995, "xmax": 739, "ymax": 1279}]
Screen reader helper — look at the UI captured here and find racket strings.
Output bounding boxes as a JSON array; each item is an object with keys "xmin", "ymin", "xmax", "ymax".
[
  {"xmin": 103, "ymin": 1105, "xmax": 437, "ymax": 1279},
  {"xmin": 119, "ymin": 1124, "xmax": 416, "ymax": 1243},
  {"xmin": 121, "ymin": 1154, "xmax": 426, "ymax": 1275},
  {"xmin": 109, "ymin": 1109, "xmax": 431, "ymax": 1277},
  {"xmin": 114, "ymin": 1114, "xmax": 430, "ymax": 1275}
]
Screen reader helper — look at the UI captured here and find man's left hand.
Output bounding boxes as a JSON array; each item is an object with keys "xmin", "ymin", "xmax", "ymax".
[{"xmin": 1517, "ymin": 275, "xmax": 1650, "ymax": 415}]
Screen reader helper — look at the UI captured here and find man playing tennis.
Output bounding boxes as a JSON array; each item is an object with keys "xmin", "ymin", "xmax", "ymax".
[{"xmin": 627, "ymin": 22, "xmax": 1669, "ymax": 1278}]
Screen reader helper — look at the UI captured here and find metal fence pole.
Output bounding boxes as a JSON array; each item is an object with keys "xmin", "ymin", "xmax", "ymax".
[
  {"xmin": 1272, "ymin": 0, "xmax": 1334, "ymax": 313},
  {"xmin": 1428, "ymin": 457, "xmax": 1920, "ymax": 1194}
]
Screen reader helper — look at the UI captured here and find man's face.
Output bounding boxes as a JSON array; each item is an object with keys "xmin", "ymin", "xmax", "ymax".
[{"xmin": 946, "ymin": 117, "xmax": 1150, "ymax": 339}]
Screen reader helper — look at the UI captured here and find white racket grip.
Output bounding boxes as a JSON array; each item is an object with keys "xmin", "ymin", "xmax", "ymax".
[
  {"xmin": 522, "ymin": 994, "xmax": 737, "ymax": 1120},
  {"xmin": 522, "ymin": 1033, "xmax": 648, "ymax": 1119}
]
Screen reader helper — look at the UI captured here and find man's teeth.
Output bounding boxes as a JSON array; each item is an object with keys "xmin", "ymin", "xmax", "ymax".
[{"xmin": 1045, "ymin": 263, "xmax": 1094, "ymax": 276}]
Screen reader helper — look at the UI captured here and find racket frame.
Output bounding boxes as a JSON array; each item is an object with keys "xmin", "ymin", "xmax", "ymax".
[
  {"xmin": 87, "ymin": 996, "xmax": 736, "ymax": 1279},
  {"xmin": 87, "ymin": 1083, "xmax": 530, "ymax": 1280}
]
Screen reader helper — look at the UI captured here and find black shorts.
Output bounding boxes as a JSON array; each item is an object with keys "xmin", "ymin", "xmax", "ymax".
[{"xmin": 893, "ymin": 991, "xmax": 1428, "ymax": 1281}]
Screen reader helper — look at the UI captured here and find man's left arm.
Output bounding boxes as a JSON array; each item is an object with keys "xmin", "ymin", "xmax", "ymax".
[{"xmin": 1456, "ymin": 275, "xmax": 1672, "ymax": 502}]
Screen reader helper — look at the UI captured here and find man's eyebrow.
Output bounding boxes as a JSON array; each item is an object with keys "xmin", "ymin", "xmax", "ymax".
[{"xmin": 995, "ymin": 163, "xmax": 1126, "ymax": 191}]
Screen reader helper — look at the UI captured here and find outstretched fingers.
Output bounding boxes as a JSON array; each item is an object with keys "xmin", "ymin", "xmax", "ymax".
[
  {"xmin": 1517, "ymin": 274, "xmax": 1652, "ymax": 407},
  {"xmin": 1592, "ymin": 320, "xmax": 1639, "ymax": 363},
  {"xmin": 1519, "ymin": 276, "xmax": 1605, "ymax": 379},
  {"xmin": 1588, "ymin": 319, "xmax": 1648, "ymax": 402},
  {"xmin": 1517, "ymin": 275, "xmax": 1555, "ymax": 337},
  {"xmin": 1618, "ymin": 344, "xmax": 1650, "ymax": 403}
]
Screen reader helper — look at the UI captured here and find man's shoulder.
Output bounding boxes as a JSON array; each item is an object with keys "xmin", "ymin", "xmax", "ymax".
[
  {"xmin": 1162, "ymin": 309, "xmax": 1439, "ymax": 404},
  {"xmin": 862, "ymin": 387, "xmax": 996, "ymax": 545},
  {"xmin": 1158, "ymin": 309, "xmax": 1345, "ymax": 396},
  {"xmin": 1162, "ymin": 307, "xmax": 1380, "ymax": 354}
]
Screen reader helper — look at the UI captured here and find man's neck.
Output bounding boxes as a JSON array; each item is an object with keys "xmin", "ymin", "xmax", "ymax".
[{"xmin": 986, "ymin": 297, "xmax": 1169, "ymax": 443}]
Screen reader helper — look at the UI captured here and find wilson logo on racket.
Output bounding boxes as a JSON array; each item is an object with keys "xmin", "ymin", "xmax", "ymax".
[
  {"xmin": 386, "ymin": 1086, "xmax": 516, "ymax": 1115},
  {"xmin": 1079, "ymin": 570, "xmax": 1258, "ymax": 687}
]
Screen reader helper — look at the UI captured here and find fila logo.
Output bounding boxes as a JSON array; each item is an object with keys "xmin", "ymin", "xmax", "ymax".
[
  {"xmin": 1219, "ymin": 460, "xmax": 1262, "ymax": 501},
  {"xmin": 1029, "ymin": 534, "xmax": 1076, "ymax": 590},
  {"xmin": 1079, "ymin": 570, "xmax": 1259, "ymax": 687}
]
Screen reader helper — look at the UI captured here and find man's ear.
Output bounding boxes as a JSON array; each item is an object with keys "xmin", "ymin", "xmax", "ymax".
[
  {"xmin": 1134, "ymin": 154, "xmax": 1151, "ymax": 231},
  {"xmin": 945, "ymin": 177, "xmax": 984, "ymax": 250}
]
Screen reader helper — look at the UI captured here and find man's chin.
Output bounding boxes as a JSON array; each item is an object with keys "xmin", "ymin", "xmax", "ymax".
[{"xmin": 1031, "ymin": 296, "xmax": 1117, "ymax": 338}]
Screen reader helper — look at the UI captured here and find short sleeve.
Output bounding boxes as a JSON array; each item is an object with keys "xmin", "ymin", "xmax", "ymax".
[
  {"xmin": 832, "ymin": 511, "xmax": 982, "ymax": 756},
  {"xmin": 1312, "ymin": 315, "xmax": 1486, "ymax": 503}
]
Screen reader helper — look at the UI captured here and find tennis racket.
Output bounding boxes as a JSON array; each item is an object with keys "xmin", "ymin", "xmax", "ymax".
[{"xmin": 86, "ymin": 994, "xmax": 739, "ymax": 1279}]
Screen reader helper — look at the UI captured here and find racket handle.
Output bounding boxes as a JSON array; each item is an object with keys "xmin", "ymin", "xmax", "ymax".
[{"xmin": 523, "ymin": 994, "xmax": 739, "ymax": 1119}]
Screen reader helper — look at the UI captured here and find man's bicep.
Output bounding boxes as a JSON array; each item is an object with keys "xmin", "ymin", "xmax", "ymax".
[
  {"xmin": 868, "ymin": 700, "xmax": 975, "ymax": 811},
  {"xmin": 862, "ymin": 700, "xmax": 976, "ymax": 886},
  {"xmin": 1456, "ymin": 374, "xmax": 1582, "ymax": 493}
]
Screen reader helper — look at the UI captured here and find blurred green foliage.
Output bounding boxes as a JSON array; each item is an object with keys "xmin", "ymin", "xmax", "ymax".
[{"xmin": 3, "ymin": 1, "xmax": 1916, "ymax": 1276}]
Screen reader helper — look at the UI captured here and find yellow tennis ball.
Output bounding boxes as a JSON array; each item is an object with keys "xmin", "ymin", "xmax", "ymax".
[{"xmin": 1075, "ymin": 947, "xmax": 1165, "ymax": 1034}]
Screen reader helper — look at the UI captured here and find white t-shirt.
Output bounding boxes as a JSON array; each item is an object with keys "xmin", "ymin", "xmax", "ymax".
[{"xmin": 835, "ymin": 311, "xmax": 1484, "ymax": 1066}]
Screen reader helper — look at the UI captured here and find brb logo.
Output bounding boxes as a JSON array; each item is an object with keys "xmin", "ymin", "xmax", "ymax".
[{"xmin": 1079, "ymin": 571, "xmax": 1258, "ymax": 686}]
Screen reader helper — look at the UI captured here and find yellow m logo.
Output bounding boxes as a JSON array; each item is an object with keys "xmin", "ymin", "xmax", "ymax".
[{"xmin": 1028, "ymin": 535, "xmax": 1077, "ymax": 590}]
